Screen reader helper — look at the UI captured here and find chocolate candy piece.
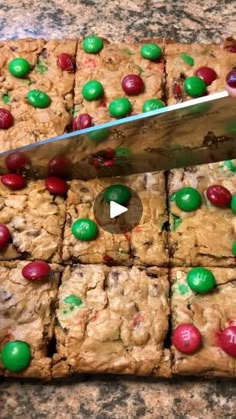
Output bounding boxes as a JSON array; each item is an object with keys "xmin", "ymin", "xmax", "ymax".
[
  {"xmin": 109, "ymin": 98, "xmax": 132, "ymax": 118},
  {"xmin": 8, "ymin": 57, "xmax": 30, "ymax": 78},
  {"xmin": 82, "ymin": 36, "xmax": 104, "ymax": 54},
  {"xmin": 5, "ymin": 152, "xmax": 30, "ymax": 172},
  {"xmin": 1, "ymin": 173, "xmax": 26, "ymax": 190},
  {"xmin": 72, "ymin": 218, "xmax": 98, "ymax": 241},
  {"xmin": 27, "ymin": 89, "xmax": 51, "ymax": 108},
  {"xmin": 45, "ymin": 176, "xmax": 68, "ymax": 195},
  {"xmin": 82, "ymin": 80, "xmax": 103, "ymax": 100},
  {"xmin": 175, "ymin": 187, "xmax": 202, "ymax": 212},
  {"xmin": 180, "ymin": 53, "xmax": 194, "ymax": 66},
  {"xmin": 48, "ymin": 156, "xmax": 70, "ymax": 177},
  {"xmin": 22, "ymin": 261, "xmax": 51, "ymax": 281},
  {"xmin": 104, "ymin": 184, "xmax": 131, "ymax": 205},
  {"xmin": 172, "ymin": 324, "xmax": 202, "ymax": 354},
  {"xmin": 121, "ymin": 74, "xmax": 144, "ymax": 95},
  {"xmin": 206, "ymin": 185, "xmax": 231, "ymax": 207},
  {"xmin": 184, "ymin": 76, "xmax": 207, "ymax": 97},
  {"xmin": 142, "ymin": 99, "xmax": 165, "ymax": 112},
  {"xmin": 141, "ymin": 43, "xmax": 162, "ymax": 60},
  {"xmin": 57, "ymin": 53, "xmax": 75, "ymax": 72},
  {"xmin": 72, "ymin": 113, "xmax": 92, "ymax": 130},
  {"xmin": 0, "ymin": 224, "xmax": 11, "ymax": 247},
  {"xmin": 0, "ymin": 108, "xmax": 14, "ymax": 129},
  {"xmin": 195, "ymin": 66, "xmax": 217, "ymax": 86},
  {"xmin": 187, "ymin": 267, "xmax": 216, "ymax": 293},
  {"xmin": 1, "ymin": 340, "xmax": 31, "ymax": 372},
  {"xmin": 226, "ymin": 70, "xmax": 236, "ymax": 89},
  {"xmin": 219, "ymin": 326, "xmax": 236, "ymax": 357}
]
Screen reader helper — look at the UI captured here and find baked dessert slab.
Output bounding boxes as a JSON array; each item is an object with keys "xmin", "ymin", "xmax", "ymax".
[
  {"xmin": 0, "ymin": 180, "xmax": 66, "ymax": 263},
  {"xmin": 74, "ymin": 38, "xmax": 165, "ymax": 125},
  {"xmin": 165, "ymin": 37, "xmax": 236, "ymax": 105},
  {"xmin": 0, "ymin": 38, "xmax": 77, "ymax": 151},
  {"xmin": 171, "ymin": 267, "xmax": 236, "ymax": 376},
  {"xmin": 168, "ymin": 162, "xmax": 236, "ymax": 266},
  {"xmin": 62, "ymin": 172, "xmax": 168, "ymax": 266},
  {"xmin": 0, "ymin": 261, "xmax": 62, "ymax": 379},
  {"xmin": 52, "ymin": 264, "xmax": 171, "ymax": 378}
]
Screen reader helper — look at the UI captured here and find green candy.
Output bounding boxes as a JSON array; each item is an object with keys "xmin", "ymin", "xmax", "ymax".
[
  {"xmin": 109, "ymin": 98, "xmax": 131, "ymax": 118},
  {"xmin": 82, "ymin": 80, "xmax": 103, "ymax": 100},
  {"xmin": 115, "ymin": 147, "xmax": 131, "ymax": 159},
  {"xmin": 175, "ymin": 187, "xmax": 202, "ymax": 212},
  {"xmin": 222, "ymin": 160, "xmax": 236, "ymax": 173},
  {"xmin": 72, "ymin": 218, "xmax": 98, "ymax": 241},
  {"xmin": 88, "ymin": 128, "xmax": 109, "ymax": 142},
  {"xmin": 141, "ymin": 43, "xmax": 162, "ymax": 60},
  {"xmin": 104, "ymin": 184, "xmax": 131, "ymax": 205},
  {"xmin": 171, "ymin": 214, "xmax": 182, "ymax": 231},
  {"xmin": 27, "ymin": 89, "xmax": 51, "ymax": 108},
  {"xmin": 2, "ymin": 93, "xmax": 10, "ymax": 104},
  {"xmin": 231, "ymin": 194, "xmax": 236, "ymax": 214},
  {"xmin": 180, "ymin": 53, "xmax": 194, "ymax": 67},
  {"xmin": 232, "ymin": 241, "xmax": 236, "ymax": 256},
  {"xmin": 82, "ymin": 36, "xmax": 104, "ymax": 54},
  {"xmin": 1, "ymin": 340, "xmax": 31, "ymax": 372},
  {"xmin": 187, "ymin": 267, "xmax": 216, "ymax": 293},
  {"xmin": 8, "ymin": 57, "xmax": 31, "ymax": 78},
  {"xmin": 64, "ymin": 294, "xmax": 83, "ymax": 306},
  {"xmin": 142, "ymin": 99, "xmax": 165, "ymax": 113},
  {"xmin": 184, "ymin": 76, "xmax": 207, "ymax": 98}
]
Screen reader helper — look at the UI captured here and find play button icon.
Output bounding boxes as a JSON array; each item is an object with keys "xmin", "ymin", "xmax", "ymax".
[
  {"xmin": 93, "ymin": 185, "xmax": 143, "ymax": 234},
  {"xmin": 110, "ymin": 201, "xmax": 128, "ymax": 219}
]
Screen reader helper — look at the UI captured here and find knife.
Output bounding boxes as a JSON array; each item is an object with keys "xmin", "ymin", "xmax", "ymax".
[{"xmin": 0, "ymin": 90, "xmax": 236, "ymax": 179}]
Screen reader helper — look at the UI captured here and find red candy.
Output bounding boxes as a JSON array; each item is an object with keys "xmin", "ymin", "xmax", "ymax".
[
  {"xmin": 5, "ymin": 152, "xmax": 30, "ymax": 172},
  {"xmin": 45, "ymin": 176, "xmax": 68, "ymax": 195},
  {"xmin": 22, "ymin": 261, "xmax": 51, "ymax": 281},
  {"xmin": 72, "ymin": 114, "xmax": 92, "ymax": 131},
  {"xmin": 0, "ymin": 224, "xmax": 11, "ymax": 247},
  {"xmin": 173, "ymin": 83, "xmax": 182, "ymax": 99},
  {"xmin": 224, "ymin": 45, "xmax": 236, "ymax": 53},
  {"xmin": 57, "ymin": 53, "xmax": 75, "ymax": 72},
  {"xmin": 104, "ymin": 160, "xmax": 115, "ymax": 167},
  {"xmin": 226, "ymin": 70, "xmax": 236, "ymax": 89},
  {"xmin": 1, "ymin": 173, "xmax": 26, "ymax": 190},
  {"xmin": 104, "ymin": 148, "xmax": 115, "ymax": 159},
  {"xmin": 48, "ymin": 155, "xmax": 70, "ymax": 177},
  {"xmin": 195, "ymin": 66, "xmax": 217, "ymax": 86},
  {"xmin": 121, "ymin": 74, "xmax": 144, "ymax": 95},
  {"xmin": 218, "ymin": 326, "xmax": 236, "ymax": 357},
  {"xmin": 206, "ymin": 184, "xmax": 231, "ymax": 207},
  {"xmin": 0, "ymin": 108, "xmax": 14, "ymax": 129},
  {"xmin": 172, "ymin": 324, "xmax": 202, "ymax": 354}
]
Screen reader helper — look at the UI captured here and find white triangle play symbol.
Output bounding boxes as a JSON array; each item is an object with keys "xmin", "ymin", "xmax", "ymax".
[{"xmin": 110, "ymin": 201, "xmax": 128, "ymax": 219}]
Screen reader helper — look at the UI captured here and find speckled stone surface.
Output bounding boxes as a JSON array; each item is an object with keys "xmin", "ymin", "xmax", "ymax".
[{"xmin": 1, "ymin": 1, "xmax": 236, "ymax": 418}]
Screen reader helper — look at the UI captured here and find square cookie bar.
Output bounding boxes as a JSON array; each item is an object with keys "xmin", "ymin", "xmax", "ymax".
[
  {"xmin": 74, "ymin": 37, "xmax": 165, "ymax": 125},
  {"xmin": 0, "ymin": 38, "xmax": 77, "ymax": 151},
  {"xmin": 0, "ymin": 180, "xmax": 66, "ymax": 262},
  {"xmin": 165, "ymin": 37, "xmax": 236, "ymax": 104},
  {"xmin": 52, "ymin": 264, "xmax": 171, "ymax": 377},
  {"xmin": 0, "ymin": 261, "xmax": 62, "ymax": 379},
  {"xmin": 63, "ymin": 172, "xmax": 168, "ymax": 266},
  {"xmin": 168, "ymin": 161, "xmax": 236, "ymax": 266},
  {"xmin": 171, "ymin": 267, "xmax": 236, "ymax": 376}
]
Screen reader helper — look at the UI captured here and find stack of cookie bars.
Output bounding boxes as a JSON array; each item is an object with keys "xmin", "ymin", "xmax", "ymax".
[{"xmin": 0, "ymin": 36, "xmax": 236, "ymax": 379}]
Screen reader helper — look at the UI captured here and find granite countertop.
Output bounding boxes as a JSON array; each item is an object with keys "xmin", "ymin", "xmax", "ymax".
[{"xmin": 1, "ymin": 0, "xmax": 236, "ymax": 418}]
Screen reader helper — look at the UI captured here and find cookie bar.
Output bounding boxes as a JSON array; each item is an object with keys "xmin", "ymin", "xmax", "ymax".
[
  {"xmin": 165, "ymin": 37, "xmax": 236, "ymax": 104},
  {"xmin": 168, "ymin": 161, "xmax": 236, "ymax": 266},
  {"xmin": 74, "ymin": 37, "xmax": 165, "ymax": 125},
  {"xmin": 171, "ymin": 267, "xmax": 236, "ymax": 376},
  {"xmin": 0, "ymin": 38, "xmax": 77, "ymax": 151},
  {"xmin": 52, "ymin": 264, "xmax": 170, "ymax": 377},
  {"xmin": 63, "ymin": 172, "xmax": 168, "ymax": 266},
  {"xmin": 0, "ymin": 180, "xmax": 66, "ymax": 262},
  {"xmin": 0, "ymin": 261, "xmax": 62, "ymax": 379}
]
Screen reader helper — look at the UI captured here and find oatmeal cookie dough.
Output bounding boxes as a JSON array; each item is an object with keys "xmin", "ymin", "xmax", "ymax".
[
  {"xmin": 0, "ymin": 261, "xmax": 62, "ymax": 379},
  {"xmin": 165, "ymin": 37, "xmax": 236, "ymax": 104},
  {"xmin": 52, "ymin": 264, "xmax": 170, "ymax": 377},
  {"xmin": 74, "ymin": 37, "xmax": 165, "ymax": 125},
  {"xmin": 168, "ymin": 161, "xmax": 236, "ymax": 266},
  {"xmin": 63, "ymin": 172, "xmax": 168, "ymax": 266},
  {"xmin": 0, "ymin": 38, "xmax": 77, "ymax": 151},
  {"xmin": 171, "ymin": 267, "xmax": 236, "ymax": 376},
  {"xmin": 0, "ymin": 180, "xmax": 66, "ymax": 262}
]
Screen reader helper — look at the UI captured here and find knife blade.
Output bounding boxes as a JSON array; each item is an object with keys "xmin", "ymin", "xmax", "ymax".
[{"xmin": 0, "ymin": 90, "xmax": 236, "ymax": 179}]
